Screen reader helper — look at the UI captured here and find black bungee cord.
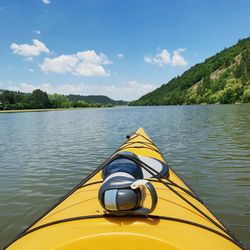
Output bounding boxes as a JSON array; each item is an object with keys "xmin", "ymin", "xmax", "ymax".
[{"xmin": 4, "ymin": 132, "xmax": 245, "ymax": 249}]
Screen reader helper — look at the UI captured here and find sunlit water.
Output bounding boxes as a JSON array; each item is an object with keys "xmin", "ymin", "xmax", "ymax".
[{"xmin": 0, "ymin": 105, "xmax": 249, "ymax": 248}]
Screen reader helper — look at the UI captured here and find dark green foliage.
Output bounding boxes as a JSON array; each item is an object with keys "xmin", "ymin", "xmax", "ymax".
[
  {"xmin": 130, "ymin": 37, "xmax": 250, "ymax": 106},
  {"xmin": 67, "ymin": 95, "xmax": 127, "ymax": 106},
  {"xmin": 29, "ymin": 89, "xmax": 51, "ymax": 109},
  {"xmin": 0, "ymin": 89, "xmax": 124, "ymax": 110},
  {"xmin": 0, "ymin": 90, "xmax": 31, "ymax": 110},
  {"xmin": 242, "ymin": 85, "xmax": 250, "ymax": 102},
  {"xmin": 234, "ymin": 49, "xmax": 250, "ymax": 82},
  {"xmin": 49, "ymin": 94, "xmax": 70, "ymax": 108}
]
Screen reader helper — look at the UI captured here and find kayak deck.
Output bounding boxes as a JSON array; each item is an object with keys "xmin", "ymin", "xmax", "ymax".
[{"xmin": 6, "ymin": 128, "xmax": 243, "ymax": 249}]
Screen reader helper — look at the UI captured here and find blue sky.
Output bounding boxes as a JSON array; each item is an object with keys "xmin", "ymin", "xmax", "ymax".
[{"xmin": 0, "ymin": 0, "xmax": 249, "ymax": 100}]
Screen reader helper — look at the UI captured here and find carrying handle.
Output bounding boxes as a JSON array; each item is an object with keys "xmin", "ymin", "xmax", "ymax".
[{"xmin": 131, "ymin": 180, "xmax": 157, "ymax": 214}]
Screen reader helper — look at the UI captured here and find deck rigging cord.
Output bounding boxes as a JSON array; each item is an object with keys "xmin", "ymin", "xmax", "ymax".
[
  {"xmin": 112, "ymin": 132, "xmax": 243, "ymax": 248},
  {"xmin": 6, "ymin": 214, "xmax": 244, "ymax": 249},
  {"xmin": 117, "ymin": 133, "xmax": 202, "ymax": 201},
  {"xmin": 5, "ymin": 132, "xmax": 245, "ymax": 249}
]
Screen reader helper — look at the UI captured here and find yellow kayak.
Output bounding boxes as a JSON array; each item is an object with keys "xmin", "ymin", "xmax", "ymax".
[{"xmin": 6, "ymin": 128, "xmax": 243, "ymax": 250}]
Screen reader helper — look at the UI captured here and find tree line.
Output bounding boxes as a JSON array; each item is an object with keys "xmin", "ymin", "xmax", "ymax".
[{"xmin": 0, "ymin": 89, "xmax": 113, "ymax": 110}]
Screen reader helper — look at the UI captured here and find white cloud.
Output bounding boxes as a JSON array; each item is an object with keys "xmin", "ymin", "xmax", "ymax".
[
  {"xmin": 144, "ymin": 48, "xmax": 187, "ymax": 67},
  {"xmin": 40, "ymin": 50, "xmax": 112, "ymax": 77},
  {"xmin": 97, "ymin": 81, "xmax": 155, "ymax": 100},
  {"xmin": 117, "ymin": 53, "xmax": 124, "ymax": 59},
  {"xmin": 8, "ymin": 80, "xmax": 155, "ymax": 101},
  {"xmin": 41, "ymin": 55, "xmax": 78, "ymax": 74},
  {"xmin": 9, "ymin": 83, "xmax": 39, "ymax": 93},
  {"xmin": 24, "ymin": 57, "xmax": 34, "ymax": 62},
  {"xmin": 144, "ymin": 56, "xmax": 152, "ymax": 63},
  {"xmin": 28, "ymin": 68, "xmax": 35, "ymax": 72},
  {"xmin": 33, "ymin": 30, "xmax": 41, "ymax": 35},
  {"xmin": 10, "ymin": 39, "xmax": 49, "ymax": 58},
  {"xmin": 42, "ymin": 0, "xmax": 50, "ymax": 4},
  {"xmin": 171, "ymin": 48, "xmax": 187, "ymax": 66},
  {"xmin": 8, "ymin": 82, "xmax": 91, "ymax": 94},
  {"xmin": 144, "ymin": 49, "xmax": 171, "ymax": 66}
]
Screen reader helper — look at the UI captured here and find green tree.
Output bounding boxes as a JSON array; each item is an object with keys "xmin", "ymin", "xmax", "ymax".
[
  {"xmin": 29, "ymin": 89, "xmax": 51, "ymax": 109},
  {"xmin": 242, "ymin": 85, "xmax": 250, "ymax": 103},
  {"xmin": 49, "ymin": 94, "xmax": 70, "ymax": 108}
]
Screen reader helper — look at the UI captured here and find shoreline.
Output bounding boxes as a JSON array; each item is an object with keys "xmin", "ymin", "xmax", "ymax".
[
  {"xmin": 0, "ymin": 107, "xmax": 103, "ymax": 114},
  {"xmin": 0, "ymin": 103, "xmax": 248, "ymax": 114}
]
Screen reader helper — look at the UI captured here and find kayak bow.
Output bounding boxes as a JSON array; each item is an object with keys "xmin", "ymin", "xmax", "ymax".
[{"xmin": 6, "ymin": 128, "xmax": 243, "ymax": 250}]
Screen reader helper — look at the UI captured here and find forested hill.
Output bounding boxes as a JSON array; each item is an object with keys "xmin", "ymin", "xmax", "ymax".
[
  {"xmin": 130, "ymin": 38, "xmax": 250, "ymax": 106},
  {"xmin": 67, "ymin": 95, "xmax": 127, "ymax": 105}
]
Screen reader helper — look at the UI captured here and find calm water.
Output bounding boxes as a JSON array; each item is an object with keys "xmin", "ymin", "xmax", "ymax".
[{"xmin": 0, "ymin": 105, "xmax": 250, "ymax": 249}]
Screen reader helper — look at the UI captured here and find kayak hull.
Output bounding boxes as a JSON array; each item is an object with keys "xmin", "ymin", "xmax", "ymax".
[{"xmin": 6, "ymin": 128, "xmax": 243, "ymax": 250}]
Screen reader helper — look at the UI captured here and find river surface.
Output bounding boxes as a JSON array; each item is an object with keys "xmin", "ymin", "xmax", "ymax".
[{"xmin": 0, "ymin": 104, "xmax": 250, "ymax": 249}]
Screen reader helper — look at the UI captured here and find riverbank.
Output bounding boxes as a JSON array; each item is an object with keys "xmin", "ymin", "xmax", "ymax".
[{"xmin": 0, "ymin": 107, "xmax": 107, "ymax": 114}]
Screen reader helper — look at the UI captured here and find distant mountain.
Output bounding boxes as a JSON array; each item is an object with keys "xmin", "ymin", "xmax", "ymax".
[
  {"xmin": 67, "ymin": 94, "xmax": 128, "ymax": 106},
  {"xmin": 130, "ymin": 38, "xmax": 250, "ymax": 105}
]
